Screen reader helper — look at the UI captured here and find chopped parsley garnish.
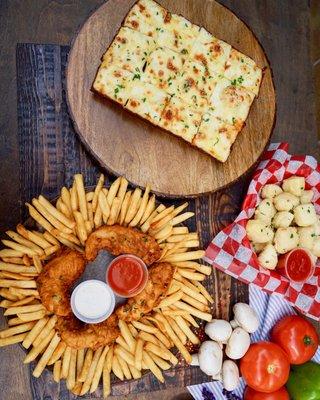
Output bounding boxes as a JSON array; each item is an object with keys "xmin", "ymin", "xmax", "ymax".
[
  {"xmin": 290, "ymin": 234, "xmax": 294, "ymax": 238},
  {"xmin": 232, "ymin": 117, "xmax": 236, "ymax": 124},
  {"xmin": 133, "ymin": 73, "xmax": 141, "ymax": 80},
  {"xmin": 213, "ymin": 137, "xmax": 219, "ymax": 146},
  {"xmin": 181, "ymin": 49, "xmax": 188, "ymax": 54},
  {"xmin": 142, "ymin": 97, "xmax": 146, "ymax": 102}
]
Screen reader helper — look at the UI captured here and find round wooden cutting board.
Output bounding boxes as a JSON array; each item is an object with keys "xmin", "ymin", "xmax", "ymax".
[{"xmin": 66, "ymin": 0, "xmax": 275, "ymax": 197}]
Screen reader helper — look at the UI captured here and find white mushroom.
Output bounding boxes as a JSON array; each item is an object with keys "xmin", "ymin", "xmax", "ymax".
[
  {"xmin": 225, "ymin": 327, "xmax": 250, "ymax": 360},
  {"xmin": 205, "ymin": 320, "xmax": 232, "ymax": 343},
  {"xmin": 222, "ymin": 360, "xmax": 240, "ymax": 391},
  {"xmin": 226, "ymin": 327, "xmax": 250, "ymax": 360},
  {"xmin": 198, "ymin": 341, "xmax": 223, "ymax": 377},
  {"xmin": 232, "ymin": 303, "xmax": 260, "ymax": 333}
]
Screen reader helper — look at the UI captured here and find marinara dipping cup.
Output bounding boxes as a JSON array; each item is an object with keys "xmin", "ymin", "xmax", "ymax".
[
  {"xmin": 277, "ymin": 248, "xmax": 315, "ymax": 283},
  {"xmin": 106, "ymin": 254, "xmax": 148, "ymax": 298},
  {"xmin": 71, "ymin": 280, "xmax": 115, "ymax": 324}
]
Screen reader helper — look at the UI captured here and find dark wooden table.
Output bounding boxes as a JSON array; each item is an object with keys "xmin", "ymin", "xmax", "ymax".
[{"xmin": 0, "ymin": 1, "xmax": 319, "ymax": 400}]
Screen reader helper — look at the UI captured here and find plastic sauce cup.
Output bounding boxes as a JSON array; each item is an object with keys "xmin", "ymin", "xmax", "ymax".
[
  {"xmin": 277, "ymin": 248, "xmax": 315, "ymax": 283},
  {"xmin": 106, "ymin": 254, "xmax": 148, "ymax": 298},
  {"xmin": 71, "ymin": 279, "xmax": 115, "ymax": 324}
]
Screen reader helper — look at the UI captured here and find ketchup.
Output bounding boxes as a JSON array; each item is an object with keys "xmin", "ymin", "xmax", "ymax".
[
  {"xmin": 107, "ymin": 255, "xmax": 148, "ymax": 297},
  {"xmin": 277, "ymin": 248, "xmax": 315, "ymax": 283}
]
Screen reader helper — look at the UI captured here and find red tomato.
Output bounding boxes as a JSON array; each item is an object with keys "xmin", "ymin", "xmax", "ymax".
[
  {"xmin": 244, "ymin": 386, "xmax": 289, "ymax": 400},
  {"xmin": 240, "ymin": 341, "xmax": 290, "ymax": 393},
  {"xmin": 271, "ymin": 315, "xmax": 319, "ymax": 364}
]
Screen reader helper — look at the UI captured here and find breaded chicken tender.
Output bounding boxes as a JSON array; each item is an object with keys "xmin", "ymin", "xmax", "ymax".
[
  {"xmin": 37, "ymin": 249, "xmax": 86, "ymax": 316},
  {"xmin": 56, "ymin": 313, "xmax": 120, "ymax": 350},
  {"xmin": 85, "ymin": 225, "xmax": 161, "ymax": 265},
  {"xmin": 116, "ymin": 262, "xmax": 175, "ymax": 321}
]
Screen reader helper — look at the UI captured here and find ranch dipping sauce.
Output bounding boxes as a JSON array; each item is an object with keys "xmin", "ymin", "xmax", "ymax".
[{"xmin": 71, "ymin": 280, "xmax": 115, "ymax": 323}]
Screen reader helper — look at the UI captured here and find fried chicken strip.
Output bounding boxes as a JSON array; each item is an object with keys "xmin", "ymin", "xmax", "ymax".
[
  {"xmin": 56, "ymin": 313, "xmax": 120, "ymax": 350},
  {"xmin": 37, "ymin": 249, "xmax": 86, "ymax": 316},
  {"xmin": 85, "ymin": 225, "xmax": 161, "ymax": 265},
  {"xmin": 116, "ymin": 262, "xmax": 175, "ymax": 322}
]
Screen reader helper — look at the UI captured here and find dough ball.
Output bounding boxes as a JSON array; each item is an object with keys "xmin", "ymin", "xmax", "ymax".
[
  {"xmin": 294, "ymin": 203, "xmax": 317, "ymax": 227},
  {"xmin": 274, "ymin": 227, "xmax": 299, "ymax": 254},
  {"xmin": 298, "ymin": 226, "xmax": 316, "ymax": 251},
  {"xmin": 282, "ymin": 176, "xmax": 305, "ymax": 197},
  {"xmin": 254, "ymin": 199, "xmax": 277, "ymax": 224},
  {"xmin": 258, "ymin": 244, "xmax": 278, "ymax": 270},
  {"xmin": 252, "ymin": 242, "xmax": 268, "ymax": 254},
  {"xmin": 300, "ymin": 190, "xmax": 314, "ymax": 204},
  {"xmin": 274, "ymin": 192, "xmax": 299, "ymax": 211},
  {"xmin": 272, "ymin": 211, "xmax": 294, "ymax": 229},
  {"xmin": 312, "ymin": 238, "xmax": 320, "ymax": 257},
  {"xmin": 261, "ymin": 184, "xmax": 282, "ymax": 199},
  {"xmin": 246, "ymin": 220, "xmax": 274, "ymax": 244},
  {"xmin": 314, "ymin": 216, "xmax": 320, "ymax": 236}
]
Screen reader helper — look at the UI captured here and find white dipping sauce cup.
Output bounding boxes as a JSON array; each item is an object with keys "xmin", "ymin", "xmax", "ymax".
[{"xmin": 71, "ymin": 280, "xmax": 115, "ymax": 324}]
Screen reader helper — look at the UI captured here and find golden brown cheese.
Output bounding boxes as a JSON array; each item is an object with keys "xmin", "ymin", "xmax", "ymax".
[
  {"xmin": 143, "ymin": 47, "xmax": 184, "ymax": 94},
  {"xmin": 193, "ymin": 113, "xmax": 239, "ymax": 162},
  {"xmin": 160, "ymin": 96, "xmax": 202, "ymax": 142}
]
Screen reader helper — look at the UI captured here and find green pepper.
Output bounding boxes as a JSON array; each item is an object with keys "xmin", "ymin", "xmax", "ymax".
[{"xmin": 286, "ymin": 362, "xmax": 320, "ymax": 400}]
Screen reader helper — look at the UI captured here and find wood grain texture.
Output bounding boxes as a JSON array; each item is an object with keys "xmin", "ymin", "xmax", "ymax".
[
  {"xmin": 14, "ymin": 43, "xmax": 247, "ymax": 399},
  {"xmin": 66, "ymin": 0, "xmax": 276, "ymax": 197}
]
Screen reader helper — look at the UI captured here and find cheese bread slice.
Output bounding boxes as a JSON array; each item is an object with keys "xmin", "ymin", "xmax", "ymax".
[
  {"xmin": 160, "ymin": 96, "xmax": 202, "ymax": 142},
  {"xmin": 123, "ymin": 0, "xmax": 168, "ymax": 37},
  {"xmin": 171, "ymin": 59, "xmax": 216, "ymax": 110},
  {"xmin": 224, "ymin": 48, "xmax": 262, "ymax": 95},
  {"xmin": 156, "ymin": 13, "xmax": 200, "ymax": 55},
  {"xmin": 190, "ymin": 28, "xmax": 231, "ymax": 76},
  {"xmin": 192, "ymin": 113, "xmax": 239, "ymax": 162},
  {"xmin": 93, "ymin": 63, "xmax": 133, "ymax": 105},
  {"xmin": 143, "ymin": 47, "xmax": 184, "ymax": 94},
  {"xmin": 102, "ymin": 26, "xmax": 155, "ymax": 73},
  {"xmin": 125, "ymin": 80, "xmax": 170, "ymax": 125},
  {"xmin": 208, "ymin": 77, "xmax": 255, "ymax": 129}
]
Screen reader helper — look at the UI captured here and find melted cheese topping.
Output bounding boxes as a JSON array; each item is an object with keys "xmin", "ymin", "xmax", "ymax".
[
  {"xmin": 94, "ymin": 0, "xmax": 263, "ymax": 163},
  {"xmin": 160, "ymin": 96, "xmax": 202, "ymax": 142},
  {"xmin": 172, "ymin": 60, "xmax": 216, "ymax": 110},
  {"xmin": 103, "ymin": 27, "xmax": 156, "ymax": 73},
  {"xmin": 224, "ymin": 49, "xmax": 262, "ymax": 95},
  {"xmin": 193, "ymin": 113, "xmax": 239, "ymax": 162},
  {"xmin": 93, "ymin": 63, "xmax": 133, "ymax": 105},
  {"xmin": 156, "ymin": 13, "xmax": 200, "ymax": 55},
  {"xmin": 190, "ymin": 28, "xmax": 232, "ymax": 75},
  {"xmin": 126, "ymin": 81, "xmax": 169, "ymax": 125},
  {"xmin": 144, "ymin": 47, "xmax": 183, "ymax": 94},
  {"xmin": 123, "ymin": 0, "xmax": 168, "ymax": 37},
  {"xmin": 208, "ymin": 77, "xmax": 255, "ymax": 127}
]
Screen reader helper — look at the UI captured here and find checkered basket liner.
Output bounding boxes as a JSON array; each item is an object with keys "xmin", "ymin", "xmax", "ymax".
[{"xmin": 205, "ymin": 143, "xmax": 320, "ymax": 320}]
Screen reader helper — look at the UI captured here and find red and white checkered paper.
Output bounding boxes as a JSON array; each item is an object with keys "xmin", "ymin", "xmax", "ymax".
[{"xmin": 205, "ymin": 143, "xmax": 320, "ymax": 320}]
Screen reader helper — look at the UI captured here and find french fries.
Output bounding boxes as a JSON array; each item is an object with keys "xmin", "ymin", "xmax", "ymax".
[{"xmin": 0, "ymin": 172, "xmax": 216, "ymax": 396}]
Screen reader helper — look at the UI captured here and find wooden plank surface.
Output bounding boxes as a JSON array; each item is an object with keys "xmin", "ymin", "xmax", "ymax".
[
  {"xmin": 66, "ymin": 0, "xmax": 275, "ymax": 197},
  {"xmin": 0, "ymin": 1, "xmax": 318, "ymax": 400}
]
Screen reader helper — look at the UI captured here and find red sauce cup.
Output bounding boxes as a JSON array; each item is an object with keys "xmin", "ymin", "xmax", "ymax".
[
  {"xmin": 276, "ymin": 248, "xmax": 315, "ymax": 283},
  {"xmin": 106, "ymin": 254, "xmax": 148, "ymax": 298}
]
